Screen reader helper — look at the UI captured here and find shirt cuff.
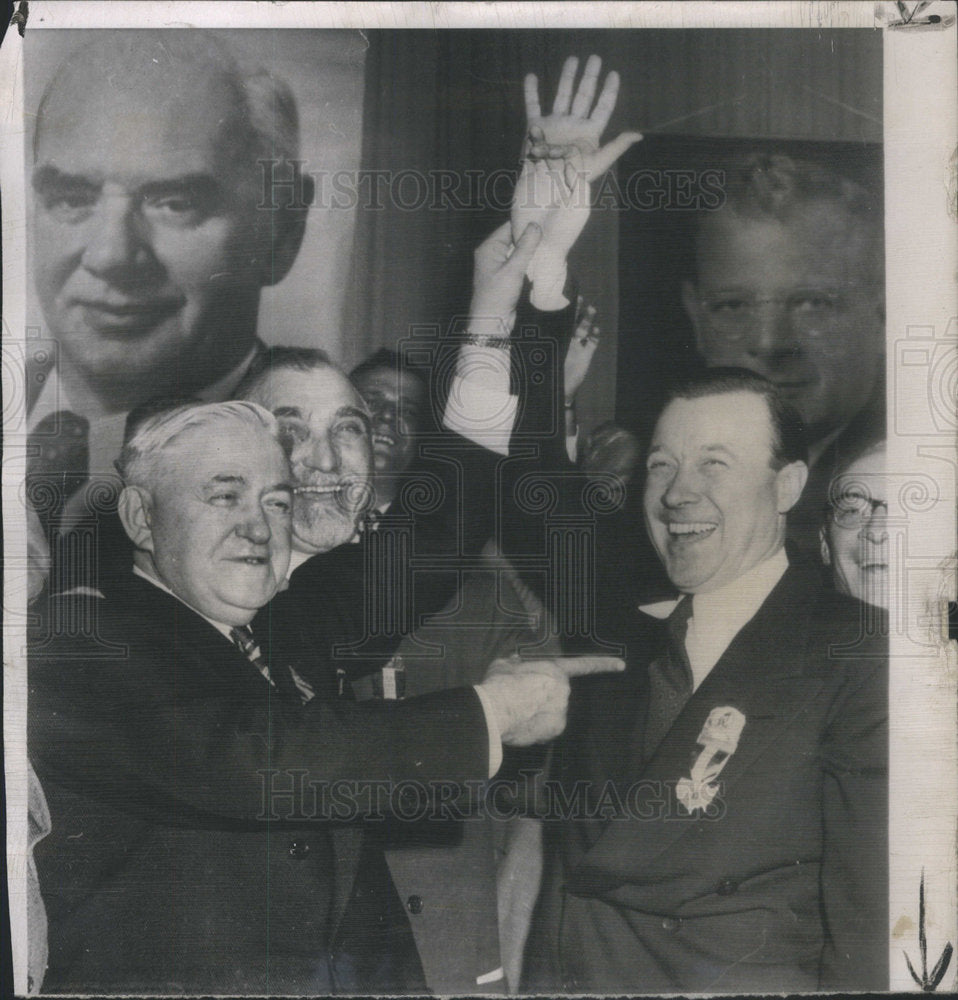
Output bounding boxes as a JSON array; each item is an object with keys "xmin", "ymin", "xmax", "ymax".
[
  {"xmin": 473, "ymin": 684, "xmax": 504, "ymax": 778},
  {"xmin": 442, "ymin": 355, "xmax": 518, "ymax": 456},
  {"xmin": 527, "ymin": 258, "xmax": 569, "ymax": 311}
]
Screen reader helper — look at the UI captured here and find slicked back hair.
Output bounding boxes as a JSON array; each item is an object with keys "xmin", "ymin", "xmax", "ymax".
[{"xmin": 662, "ymin": 367, "xmax": 808, "ymax": 470}]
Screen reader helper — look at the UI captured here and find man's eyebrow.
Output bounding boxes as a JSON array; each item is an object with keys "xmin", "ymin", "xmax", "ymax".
[
  {"xmin": 267, "ymin": 481, "xmax": 294, "ymax": 495},
  {"xmin": 206, "ymin": 474, "xmax": 247, "ymax": 487},
  {"xmin": 335, "ymin": 405, "xmax": 372, "ymax": 426},
  {"xmin": 32, "ymin": 166, "xmax": 222, "ymax": 200},
  {"xmin": 702, "ymin": 444, "xmax": 736, "ymax": 457},
  {"xmin": 32, "ymin": 165, "xmax": 99, "ymax": 192},
  {"xmin": 138, "ymin": 175, "xmax": 222, "ymax": 202},
  {"xmin": 272, "ymin": 406, "xmax": 304, "ymax": 420}
]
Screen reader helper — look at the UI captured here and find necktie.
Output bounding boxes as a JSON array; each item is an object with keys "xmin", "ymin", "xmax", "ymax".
[
  {"xmin": 230, "ymin": 625, "xmax": 314, "ymax": 703},
  {"xmin": 26, "ymin": 411, "xmax": 90, "ymax": 535},
  {"xmin": 642, "ymin": 596, "xmax": 694, "ymax": 761}
]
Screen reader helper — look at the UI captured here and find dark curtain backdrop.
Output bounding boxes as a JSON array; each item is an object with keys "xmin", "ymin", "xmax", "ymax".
[{"xmin": 346, "ymin": 29, "xmax": 882, "ymax": 432}]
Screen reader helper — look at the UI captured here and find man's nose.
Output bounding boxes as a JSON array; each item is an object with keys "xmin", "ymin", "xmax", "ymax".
[
  {"xmin": 375, "ymin": 400, "xmax": 398, "ymax": 428},
  {"xmin": 237, "ymin": 505, "xmax": 272, "ymax": 545},
  {"xmin": 863, "ymin": 503, "xmax": 888, "ymax": 543},
  {"xmin": 662, "ymin": 465, "xmax": 701, "ymax": 508},
  {"xmin": 745, "ymin": 301, "xmax": 800, "ymax": 362},
  {"xmin": 80, "ymin": 195, "xmax": 154, "ymax": 279},
  {"xmin": 300, "ymin": 433, "xmax": 339, "ymax": 474}
]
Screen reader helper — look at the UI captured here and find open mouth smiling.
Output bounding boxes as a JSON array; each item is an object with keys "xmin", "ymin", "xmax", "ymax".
[{"xmin": 667, "ymin": 521, "xmax": 718, "ymax": 540}]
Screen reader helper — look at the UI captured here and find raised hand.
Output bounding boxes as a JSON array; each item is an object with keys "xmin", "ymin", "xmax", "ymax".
[
  {"xmin": 524, "ymin": 54, "xmax": 642, "ymax": 179},
  {"xmin": 479, "ymin": 653, "xmax": 625, "ymax": 746},
  {"xmin": 510, "ymin": 154, "xmax": 589, "ymax": 265},
  {"xmin": 564, "ymin": 299, "xmax": 600, "ymax": 403}
]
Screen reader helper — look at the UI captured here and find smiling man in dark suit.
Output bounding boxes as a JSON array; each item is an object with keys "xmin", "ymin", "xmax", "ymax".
[
  {"xmin": 28, "ymin": 399, "xmax": 620, "ymax": 995},
  {"xmin": 528, "ymin": 368, "xmax": 888, "ymax": 994}
]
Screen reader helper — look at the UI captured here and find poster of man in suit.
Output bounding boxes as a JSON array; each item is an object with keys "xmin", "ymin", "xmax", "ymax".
[{"xmin": 1, "ymin": 2, "xmax": 955, "ymax": 996}]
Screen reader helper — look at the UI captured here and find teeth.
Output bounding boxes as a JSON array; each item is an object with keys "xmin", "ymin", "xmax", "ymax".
[
  {"xmin": 373, "ymin": 434, "xmax": 395, "ymax": 446},
  {"xmin": 668, "ymin": 522, "xmax": 716, "ymax": 535},
  {"xmin": 296, "ymin": 485, "xmax": 341, "ymax": 495}
]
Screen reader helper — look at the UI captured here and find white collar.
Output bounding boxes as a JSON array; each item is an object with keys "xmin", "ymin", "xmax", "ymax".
[
  {"xmin": 29, "ymin": 343, "xmax": 261, "ymax": 477},
  {"xmin": 639, "ymin": 548, "xmax": 789, "ymax": 692},
  {"xmin": 689, "ymin": 547, "xmax": 789, "ymax": 631}
]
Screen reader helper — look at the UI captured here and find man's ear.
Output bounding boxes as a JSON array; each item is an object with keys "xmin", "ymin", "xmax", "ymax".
[
  {"xmin": 258, "ymin": 171, "xmax": 315, "ymax": 288},
  {"xmin": 681, "ymin": 279, "xmax": 707, "ymax": 356},
  {"xmin": 775, "ymin": 460, "xmax": 808, "ymax": 514},
  {"xmin": 819, "ymin": 524, "xmax": 832, "ymax": 567},
  {"xmin": 118, "ymin": 486, "xmax": 155, "ymax": 552}
]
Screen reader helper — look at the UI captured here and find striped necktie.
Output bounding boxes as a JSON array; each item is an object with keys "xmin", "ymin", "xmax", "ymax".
[{"xmin": 229, "ymin": 625, "xmax": 314, "ymax": 703}]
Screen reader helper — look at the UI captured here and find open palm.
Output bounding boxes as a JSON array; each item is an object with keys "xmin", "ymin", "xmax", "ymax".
[{"xmin": 524, "ymin": 54, "xmax": 642, "ymax": 180}]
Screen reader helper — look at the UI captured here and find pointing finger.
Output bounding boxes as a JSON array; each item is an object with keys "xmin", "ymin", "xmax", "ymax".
[{"xmin": 555, "ymin": 655, "xmax": 626, "ymax": 678}]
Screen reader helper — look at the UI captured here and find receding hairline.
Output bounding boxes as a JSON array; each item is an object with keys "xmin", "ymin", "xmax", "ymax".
[{"xmin": 33, "ymin": 31, "xmax": 299, "ymax": 167}]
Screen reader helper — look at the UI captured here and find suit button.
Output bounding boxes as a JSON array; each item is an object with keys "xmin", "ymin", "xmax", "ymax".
[
  {"xmin": 716, "ymin": 877, "xmax": 738, "ymax": 896},
  {"xmin": 288, "ymin": 838, "xmax": 311, "ymax": 859},
  {"xmin": 406, "ymin": 894, "xmax": 424, "ymax": 915},
  {"xmin": 660, "ymin": 916, "xmax": 681, "ymax": 933}
]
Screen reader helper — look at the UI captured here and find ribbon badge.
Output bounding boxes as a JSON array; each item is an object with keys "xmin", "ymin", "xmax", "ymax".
[{"xmin": 676, "ymin": 706, "xmax": 746, "ymax": 815}]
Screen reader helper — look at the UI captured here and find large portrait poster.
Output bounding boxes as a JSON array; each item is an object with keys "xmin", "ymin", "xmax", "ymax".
[{"xmin": 2, "ymin": 2, "xmax": 956, "ymax": 996}]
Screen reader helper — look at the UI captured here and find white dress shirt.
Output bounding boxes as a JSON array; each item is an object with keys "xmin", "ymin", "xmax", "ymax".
[
  {"xmin": 641, "ymin": 548, "xmax": 789, "ymax": 692},
  {"xmin": 28, "ymin": 344, "xmax": 260, "ymax": 479},
  {"xmin": 443, "ymin": 258, "xmax": 575, "ymax": 458}
]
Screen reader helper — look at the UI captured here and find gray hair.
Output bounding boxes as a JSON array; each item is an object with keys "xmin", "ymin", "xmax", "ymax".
[
  {"xmin": 116, "ymin": 400, "xmax": 281, "ymax": 490},
  {"xmin": 35, "ymin": 30, "xmax": 300, "ymax": 175}
]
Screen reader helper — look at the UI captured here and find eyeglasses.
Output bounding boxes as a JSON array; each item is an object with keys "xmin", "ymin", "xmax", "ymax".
[
  {"xmin": 698, "ymin": 289, "xmax": 850, "ymax": 342},
  {"xmin": 828, "ymin": 492, "xmax": 888, "ymax": 529}
]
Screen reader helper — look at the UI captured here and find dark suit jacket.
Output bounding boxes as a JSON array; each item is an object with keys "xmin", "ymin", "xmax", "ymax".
[
  {"xmin": 29, "ymin": 575, "xmax": 488, "ymax": 994},
  {"xmin": 527, "ymin": 561, "xmax": 888, "ymax": 994}
]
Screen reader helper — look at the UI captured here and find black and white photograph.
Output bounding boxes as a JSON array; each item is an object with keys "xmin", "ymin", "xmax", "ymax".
[{"xmin": 1, "ymin": 2, "xmax": 955, "ymax": 996}]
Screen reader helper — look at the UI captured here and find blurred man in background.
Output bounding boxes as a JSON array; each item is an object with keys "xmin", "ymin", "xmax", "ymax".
[{"xmin": 681, "ymin": 154, "xmax": 885, "ymax": 554}]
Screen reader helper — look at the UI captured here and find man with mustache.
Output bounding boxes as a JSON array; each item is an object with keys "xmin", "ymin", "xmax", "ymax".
[
  {"xmin": 29, "ymin": 399, "xmax": 621, "ymax": 994},
  {"xmin": 528, "ymin": 368, "xmax": 888, "ymax": 993}
]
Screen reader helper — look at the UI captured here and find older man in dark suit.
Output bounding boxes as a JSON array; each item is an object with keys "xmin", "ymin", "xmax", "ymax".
[
  {"xmin": 527, "ymin": 368, "xmax": 888, "ymax": 993},
  {"xmin": 28, "ymin": 400, "xmax": 619, "ymax": 994}
]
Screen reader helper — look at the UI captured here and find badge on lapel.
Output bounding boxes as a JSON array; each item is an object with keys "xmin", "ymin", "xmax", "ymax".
[{"xmin": 676, "ymin": 706, "xmax": 746, "ymax": 814}]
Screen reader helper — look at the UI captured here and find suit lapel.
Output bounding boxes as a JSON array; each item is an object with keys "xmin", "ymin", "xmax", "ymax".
[{"xmin": 571, "ymin": 566, "xmax": 825, "ymax": 889}]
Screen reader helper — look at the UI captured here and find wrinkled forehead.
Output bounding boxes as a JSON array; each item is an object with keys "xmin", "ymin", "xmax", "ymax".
[
  {"xmin": 159, "ymin": 420, "xmax": 286, "ymax": 476},
  {"xmin": 34, "ymin": 44, "xmax": 251, "ymax": 178},
  {"xmin": 651, "ymin": 392, "xmax": 776, "ymax": 458},
  {"xmin": 253, "ymin": 366, "xmax": 369, "ymax": 420}
]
